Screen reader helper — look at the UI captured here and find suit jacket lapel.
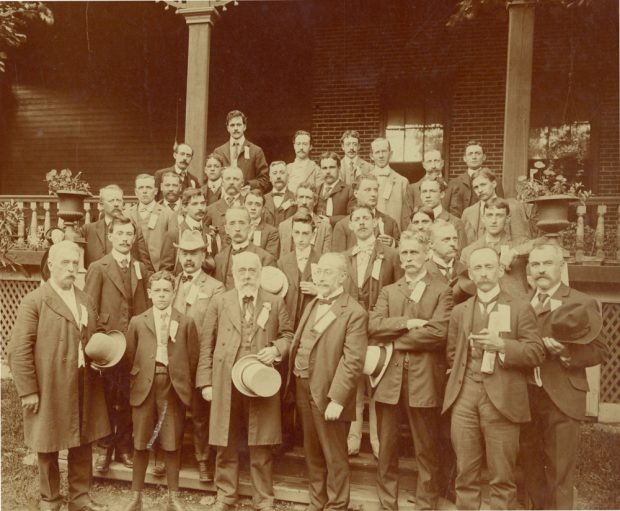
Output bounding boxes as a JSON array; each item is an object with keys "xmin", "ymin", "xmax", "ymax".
[
  {"xmin": 145, "ymin": 308, "xmax": 156, "ymax": 339},
  {"xmin": 462, "ymin": 297, "xmax": 475, "ymax": 338},
  {"xmin": 130, "ymin": 259, "xmax": 139, "ymax": 296},
  {"xmin": 225, "ymin": 290, "xmax": 242, "ymax": 333},
  {"xmin": 103, "ymin": 256, "xmax": 128, "ymax": 298},
  {"xmin": 360, "ymin": 242, "xmax": 380, "ymax": 288},
  {"xmin": 44, "ymin": 283, "xmax": 80, "ymax": 329},
  {"xmin": 96, "ymin": 219, "xmax": 107, "ymax": 252}
]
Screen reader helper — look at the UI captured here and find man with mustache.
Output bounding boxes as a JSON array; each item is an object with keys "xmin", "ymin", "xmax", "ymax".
[
  {"xmin": 263, "ymin": 161, "xmax": 296, "ymax": 227},
  {"xmin": 206, "ymin": 166, "xmax": 246, "ymax": 250},
  {"xmin": 213, "ymin": 110, "xmax": 270, "ymax": 193},
  {"xmin": 369, "ymin": 231, "xmax": 453, "ymax": 510},
  {"xmin": 244, "ymin": 188, "xmax": 280, "ymax": 259},
  {"xmin": 339, "ymin": 130, "xmax": 374, "ymax": 185},
  {"xmin": 286, "ymin": 130, "xmax": 323, "ymax": 193},
  {"xmin": 81, "ymin": 184, "xmax": 125, "ymax": 268},
  {"xmin": 159, "ymin": 171, "xmax": 183, "ymax": 213},
  {"xmin": 154, "ymin": 142, "xmax": 200, "ymax": 201},
  {"xmin": 521, "ymin": 242, "xmax": 607, "ymax": 510},
  {"xmin": 84, "ymin": 217, "xmax": 152, "ymax": 474},
  {"xmin": 160, "ymin": 188, "xmax": 217, "ymax": 274},
  {"xmin": 9, "ymin": 240, "xmax": 110, "ymax": 511},
  {"xmin": 443, "ymin": 247, "xmax": 544, "ymax": 510},
  {"xmin": 197, "ymin": 251, "xmax": 293, "ymax": 511},
  {"xmin": 405, "ymin": 149, "xmax": 445, "ymax": 212},
  {"xmin": 316, "ymin": 151, "xmax": 355, "ymax": 228}
]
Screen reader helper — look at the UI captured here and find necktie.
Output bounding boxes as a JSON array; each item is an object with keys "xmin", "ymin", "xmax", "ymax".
[
  {"xmin": 232, "ymin": 246, "xmax": 247, "ymax": 255},
  {"xmin": 322, "ymin": 185, "xmax": 331, "ymax": 200},
  {"xmin": 160, "ymin": 312, "xmax": 169, "ymax": 345},
  {"xmin": 226, "ymin": 196, "xmax": 234, "ymax": 208},
  {"xmin": 232, "ymin": 142, "xmax": 240, "ymax": 161},
  {"xmin": 352, "ymin": 245, "xmax": 373, "ymax": 257},
  {"xmin": 168, "ymin": 202, "xmax": 176, "ymax": 211},
  {"xmin": 120, "ymin": 258, "xmax": 129, "ymax": 271},
  {"xmin": 272, "ymin": 192, "xmax": 285, "ymax": 197},
  {"xmin": 317, "ymin": 297, "xmax": 336, "ymax": 306},
  {"xmin": 349, "ymin": 160, "xmax": 355, "ymax": 180},
  {"xmin": 242, "ymin": 295, "xmax": 254, "ymax": 322},
  {"xmin": 181, "ymin": 274, "xmax": 193, "ymax": 283},
  {"xmin": 534, "ymin": 293, "xmax": 549, "ymax": 315}
]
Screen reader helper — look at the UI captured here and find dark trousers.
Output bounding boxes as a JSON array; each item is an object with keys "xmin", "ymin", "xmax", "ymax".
[
  {"xmin": 215, "ymin": 387, "xmax": 274, "ymax": 509},
  {"xmin": 521, "ymin": 385, "xmax": 580, "ymax": 510},
  {"xmin": 375, "ymin": 367, "xmax": 441, "ymax": 510},
  {"xmin": 38, "ymin": 443, "xmax": 92, "ymax": 511},
  {"xmin": 296, "ymin": 377, "xmax": 350, "ymax": 511},
  {"xmin": 191, "ymin": 386, "xmax": 215, "ymax": 462},
  {"xmin": 99, "ymin": 365, "xmax": 132, "ymax": 455},
  {"xmin": 451, "ymin": 379, "xmax": 520, "ymax": 510}
]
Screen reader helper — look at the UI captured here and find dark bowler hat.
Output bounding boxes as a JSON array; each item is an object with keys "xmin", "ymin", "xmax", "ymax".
[
  {"xmin": 85, "ymin": 330, "xmax": 127, "ymax": 369},
  {"xmin": 549, "ymin": 302, "xmax": 603, "ymax": 345}
]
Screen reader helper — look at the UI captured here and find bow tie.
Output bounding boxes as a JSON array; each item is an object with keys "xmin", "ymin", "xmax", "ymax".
[
  {"xmin": 352, "ymin": 245, "xmax": 374, "ymax": 257},
  {"xmin": 272, "ymin": 192, "xmax": 285, "ymax": 197},
  {"xmin": 317, "ymin": 296, "xmax": 337, "ymax": 306},
  {"xmin": 232, "ymin": 246, "xmax": 248, "ymax": 255},
  {"xmin": 139, "ymin": 205, "xmax": 150, "ymax": 212},
  {"xmin": 181, "ymin": 274, "xmax": 194, "ymax": 283},
  {"xmin": 242, "ymin": 295, "xmax": 254, "ymax": 304}
]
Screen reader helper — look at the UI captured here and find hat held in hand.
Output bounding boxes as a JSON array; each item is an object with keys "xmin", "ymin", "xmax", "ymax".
[
  {"xmin": 260, "ymin": 266, "xmax": 289, "ymax": 298},
  {"xmin": 232, "ymin": 354, "xmax": 282, "ymax": 397},
  {"xmin": 85, "ymin": 330, "xmax": 126, "ymax": 369},
  {"xmin": 363, "ymin": 343, "xmax": 394, "ymax": 388},
  {"xmin": 549, "ymin": 302, "xmax": 602, "ymax": 345}
]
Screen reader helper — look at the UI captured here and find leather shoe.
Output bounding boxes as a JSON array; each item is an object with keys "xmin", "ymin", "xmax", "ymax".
[
  {"xmin": 76, "ymin": 501, "xmax": 109, "ymax": 511},
  {"xmin": 166, "ymin": 491, "xmax": 185, "ymax": 511},
  {"xmin": 210, "ymin": 502, "xmax": 234, "ymax": 511},
  {"xmin": 198, "ymin": 460, "xmax": 214, "ymax": 482},
  {"xmin": 151, "ymin": 458, "xmax": 165, "ymax": 477},
  {"xmin": 119, "ymin": 491, "xmax": 142, "ymax": 511},
  {"xmin": 94, "ymin": 451, "xmax": 112, "ymax": 473},
  {"xmin": 116, "ymin": 452, "xmax": 134, "ymax": 468}
]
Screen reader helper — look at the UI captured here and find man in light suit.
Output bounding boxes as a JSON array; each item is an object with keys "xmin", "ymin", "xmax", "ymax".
[
  {"xmin": 369, "ymin": 231, "xmax": 453, "ymax": 510},
  {"xmin": 521, "ymin": 242, "xmax": 608, "ymax": 510},
  {"xmin": 197, "ymin": 252, "xmax": 293, "ymax": 511},
  {"xmin": 84, "ymin": 217, "xmax": 152, "ymax": 473},
  {"xmin": 286, "ymin": 130, "xmax": 323, "ymax": 193},
  {"xmin": 285, "ymin": 252, "xmax": 368, "ymax": 511},
  {"xmin": 81, "ymin": 184, "xmax": 124, "ymax": 268},
  {"xmin": 462, "ymin": 168, "xmax": 530, "ymax": 245},
  {"xmin": 172, "ymin": 230, "xmax": 225, "ymax": 483},
  {"xmin": 125, "ymin": 174, "xmax": 172, "ymax": 272},
  {"xmin": 370, "ymin": 137, "xmax": 411, "ymax": 230},
  {"xmin": 405, "ymin": 149, "xmax": 444, "ymax": 213},
  {"xmin": 316, "ymin": 151, "xmax": 355, "ymax": 228},
  {"xmin": 244, "ymin": 189, "xmax": 280, "ymax": 259},
  {"xmin": 214, "ymin": 207, "xmax": 276, "ymax": 290},
  {"xmin": 212, "ymin": 110, "xmax": 269, "ymax": 192},
  {"xmin": 279, "ymin": 184, "xmax": 332, "ymax": 257},
  {"xmin": 205, "ymin": 166, "xmax": 246, "ymax": 250},
  {"xmin": 9, "ymin": 241, "xmax": 110, "ymax": 511},
  {"xmin": 443, "ymin": 247, "xmax": 545, "ymax": 510},
  {"xmin": 339, "ymin": 130, "xmax": 374, "ymax": 185},
  {"xmin": 154, "ymin": 142, "xmax": 200, "ymax": 201},
  {"xmin": 332, "ymin": 174, "xmax": 400, "ymax": 252},
  {"xmin": 263, "ymin": 161, "xmax": 296, "ymax": 227},
  {"xmin": 344, "ymin": 204, "xmax": 401, "ymax": 457}
]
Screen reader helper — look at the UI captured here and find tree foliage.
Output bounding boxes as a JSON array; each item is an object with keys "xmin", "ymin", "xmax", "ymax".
[{"xmin": 0, "ymin": 2, "xmax": 53, "ymax": 72}]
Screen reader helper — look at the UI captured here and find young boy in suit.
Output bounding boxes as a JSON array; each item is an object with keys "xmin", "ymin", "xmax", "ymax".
[{"xmin": 122, "ymin": 271, "xmax": 199, "ymax": 511}]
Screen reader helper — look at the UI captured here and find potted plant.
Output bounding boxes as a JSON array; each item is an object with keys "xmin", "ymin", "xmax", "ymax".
[
  {"xmin": 45, "ymin": 169, "xmax": 91, "ymax": 241},
  {"xmin": 517, "ymin": 162, "xmax": 592, "ymax": 235}
]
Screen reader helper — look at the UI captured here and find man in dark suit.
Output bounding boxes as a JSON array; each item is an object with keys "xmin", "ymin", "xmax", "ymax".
[
  {"xmin": 244, "ymin": 189, "xmax": 280, "ymax": 259},
  {"xmin": 84, "ymin": 217, "xmax": 152, "ymax": 473},
  {"xmin": 369, "ymin": 231, "xmax": 453, "ymax": 510},
  {"xmin": 201, "ymin": 153, "xmax": 226, "ymax": 205},
  {"xmin": 442, "ymin": 247, "xmax": 545, "ymax": 510},
  {"xmin": 9, "ymin": 240, "xmax": 110, "ymax": 511},
  {"xmin": 212, "ymin": 110, "xmax": 269, "ymax": 192},
  {"xmin": 521, "ymin": 242, "xmax": 608, "ymax": 510},
  {"xmin": 316, "ymin": 151, "xmax": 355, "ymax": 227},
  {"xmin": 444, "ymin": 141, "xmax": 486, "ymax": 218},
  {"xmin": 343, "ymin": 204, "xmax": 401, "ymax": 456},
  {"xmin": 263, "ymin": 161, "xmax": 296, "ymax": 227},
  {"xmin": 427, "ymin": 220, "xmax": 471, "ymax": 305},
  {"xmin": 285, "ymin": 252, "xmax": 368, "ymax": 511},
  {"xmin": 405, "ymin": 149, "xmax": 444, "ymax": 213},
  {"xmin": 154, "ymin": 142, "xmax": 200, "ymax": 201},
  {"xmin": 81, "ymin": 184, "xmax": 125, "ymax": 268},
  {"xmin": 197, "ymin": 251, "xmax": 293, "ymax": 511},
  {"xmin": 205, "ymin": 166, "xmax": 246, "ymax": 251},
  {"xmin": 159, "ymin": 171, "xmax": 184, "ymax": 212},
  {"xmin": 332, "ymin": 174, "xmax": 400, "ymax": 252},
  {"xmin": 214, "ymin": 207, "xmax": 276, "ymax": 289},
  {"xmin": 159, "ymin": 189, "xmax": 217, "ymax": 274}
]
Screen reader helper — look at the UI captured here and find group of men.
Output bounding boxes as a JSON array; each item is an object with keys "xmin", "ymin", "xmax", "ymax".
[{"xmin": 8, "ymin": 109, "xmax": 608, "ymax": 511}]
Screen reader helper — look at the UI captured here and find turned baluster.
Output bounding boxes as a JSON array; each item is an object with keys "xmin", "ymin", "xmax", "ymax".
[
  {"xmin": 616, "ymin": 205, "xmax": 620, "ymax": 261},
  {"xmin": 28, "ymin": 201, "xmax": 39, "ymax": 245},
  {"xmin": 575, "ymin": 205, "xmax": 586, "ymax": 263},
  {"xmin": 595, "ymin": 204, "xmax": 607, "ymax": 260},
  {"xmin": 56, "ymin": 201, "xmax": 64, "ymax": 229},
  {"xmin": 16, "ymin": 201, "xmax": 26, "ymax": 245},
  {"xmin": 84, "ymin": 202, "xmax": 92, "ymax": 225},
  {"xmin": 43, "ymin": 202, "xmax": 51, "ymax": 233}
]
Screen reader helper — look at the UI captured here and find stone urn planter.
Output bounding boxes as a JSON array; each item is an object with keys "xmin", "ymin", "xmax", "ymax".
[
  {"xmin": 55, "ymin": 190, "xmax": 90, "ymax": 243},
  {"xmin": 527, "ymin": 194, "xmax": 575, "ymax": 236}
]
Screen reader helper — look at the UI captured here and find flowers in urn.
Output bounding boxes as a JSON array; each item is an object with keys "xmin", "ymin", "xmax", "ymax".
[
  {"xmin": 516, "ymin": 162, "xmax": 592, "ymax": 204},
  {"xmin": 45, "ymin": 169, "xmax": 91, "ymax": 195}
]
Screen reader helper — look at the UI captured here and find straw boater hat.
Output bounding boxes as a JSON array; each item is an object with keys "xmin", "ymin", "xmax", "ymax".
[
  {"xmin": 363, "ymin": 343, "xmax": 394, "ymax": 388},
  {"xmin": 260, "ymin": 266, "xmax": 289, "ymax": 298},
  {"xmin": 85, "ymin": 330, "xmax": 126, "ymax": 370},
  {"xmin": 173, "ymin": 229, "xmax": 208, "ymax": 251},
  {"xmin": 547, "ymin": 302, "xmax": 603, "ymax": 345},
  {"xmin": 231, "ymin": 354, "xmax": 282, "ymax": 398}
]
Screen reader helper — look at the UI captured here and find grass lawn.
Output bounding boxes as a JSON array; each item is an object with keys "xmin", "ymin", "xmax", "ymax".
[{"xmin": 2, "ymin": 379, "xmax": 619, "ymax": 510}]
